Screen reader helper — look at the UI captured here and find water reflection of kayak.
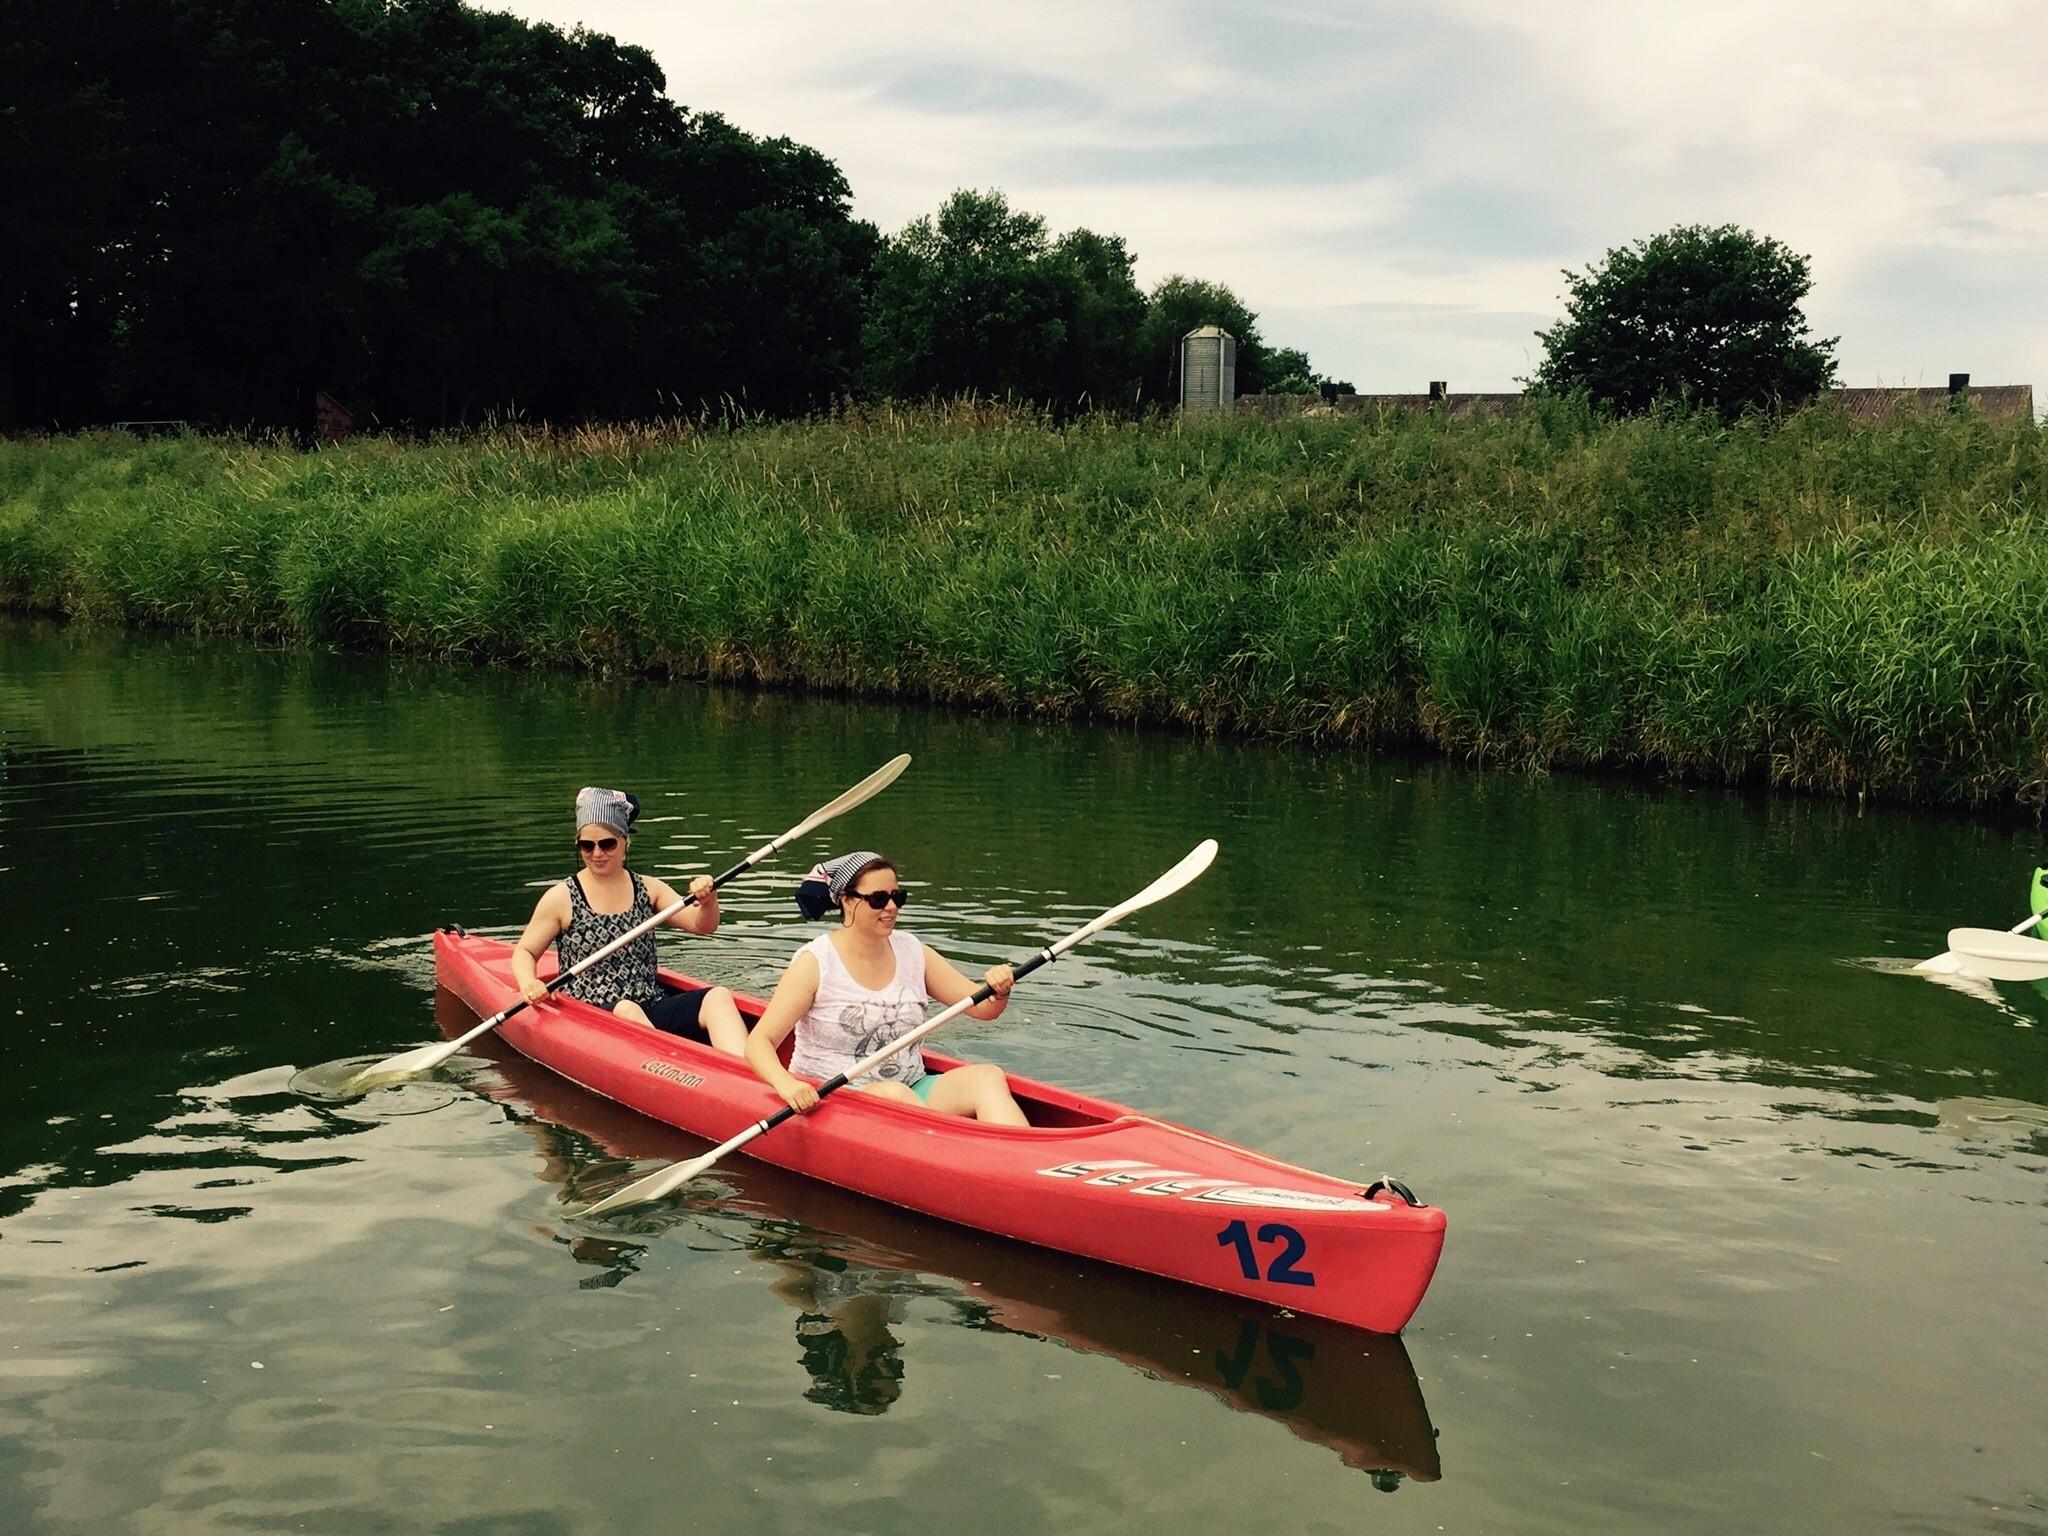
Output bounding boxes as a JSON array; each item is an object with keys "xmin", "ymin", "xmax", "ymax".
[
  {"xmin": 435, "ymin": 930, "xmax": 1446, "ymax": 1334},
  {"xmin": 452, "ymin": 997, "xmax": 1441, "ymax": 1486}
]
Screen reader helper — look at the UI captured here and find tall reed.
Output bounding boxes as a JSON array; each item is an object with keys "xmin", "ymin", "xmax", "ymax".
[{"xmin": 4, "ymin": 400, "xmax": 2043, "ymax": 806}]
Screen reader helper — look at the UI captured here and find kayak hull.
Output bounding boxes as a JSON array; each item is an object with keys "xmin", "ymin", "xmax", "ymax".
[
  {"xmin": 433, "ymin": 930, "xmax": 1445, "ymax": 1333},
  {"xmin": 459, "ymin": 1012, "xmax": 1443, "ymax": 1481}
]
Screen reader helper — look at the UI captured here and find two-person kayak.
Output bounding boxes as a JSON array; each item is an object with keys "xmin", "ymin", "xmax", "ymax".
[{"xmin": 434, "ymin": 927, "xmax": 1446, "ymax": 1334}]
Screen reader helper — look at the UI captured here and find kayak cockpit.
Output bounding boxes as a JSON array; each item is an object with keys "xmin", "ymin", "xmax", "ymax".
[{"xmin": 661, "ymin": 969, "xmax": 1126, "ymax": 1132}]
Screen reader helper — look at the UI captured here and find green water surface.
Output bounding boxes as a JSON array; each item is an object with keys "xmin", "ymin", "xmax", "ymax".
[{"xmin": 1, "ymin": 616, "xmax": 2043, "ymax": 1535}]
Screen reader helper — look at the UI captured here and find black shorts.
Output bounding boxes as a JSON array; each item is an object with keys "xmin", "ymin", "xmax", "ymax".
[{"xmin": 643, "ymin": 986, "xmax": 714, "ymax": 1045}]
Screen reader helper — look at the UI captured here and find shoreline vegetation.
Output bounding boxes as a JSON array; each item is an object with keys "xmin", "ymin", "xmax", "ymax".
[{"xmin": 3, "ymin": 400, "xmax": 2044, "ymax": 810}]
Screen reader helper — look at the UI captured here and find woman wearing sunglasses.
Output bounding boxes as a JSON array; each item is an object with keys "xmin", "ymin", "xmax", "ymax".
[
  {"xmin": 744, "ymin": 851, "xmax": 1027, "ymax": 1124},
  {"xmin": 508, "ymin": 786, "xmax": 748, "ymax": 1054}
]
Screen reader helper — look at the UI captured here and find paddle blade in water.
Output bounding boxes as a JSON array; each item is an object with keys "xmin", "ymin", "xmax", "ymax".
[
  {"xmin": 341, "ymin": 1039, "xmax": 464, "ymax": 1092},
  {"xmin": 577, "ymin": 1149, "xmax": 722, "ymax": 1217}
]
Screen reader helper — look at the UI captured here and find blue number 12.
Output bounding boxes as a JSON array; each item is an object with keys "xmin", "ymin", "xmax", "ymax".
[{"xmin": 1216, "ymin": 1219, "xmax": 1316, "ymax": 1287}]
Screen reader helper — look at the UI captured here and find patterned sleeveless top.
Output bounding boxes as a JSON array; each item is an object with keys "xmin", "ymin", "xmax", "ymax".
[
  {"xmin": 788, "ymin": 931, "xmax": 930, "ymax": 1087},
  {"xmin": 556, "ymin": 871, "xmax": 663, "ymax": 1009}
]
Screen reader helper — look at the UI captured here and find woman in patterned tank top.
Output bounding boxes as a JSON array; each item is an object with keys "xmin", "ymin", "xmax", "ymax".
[
  {"xmin": 509, "ymin": 786, "xmax": 748, "ymax": 1055},
  {"xmin": 744, "ymin": 851, "xmax": 1027, "ymax": 1123}
]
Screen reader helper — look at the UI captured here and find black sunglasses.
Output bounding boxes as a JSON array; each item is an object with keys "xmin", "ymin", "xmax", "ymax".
[
  {"xmin": 576, "ymin": 836, "xmax": 621, "ymax": 854},
  {"xmin": 851, "ymin": 888, "xmax": 909, "ymax": 911}
]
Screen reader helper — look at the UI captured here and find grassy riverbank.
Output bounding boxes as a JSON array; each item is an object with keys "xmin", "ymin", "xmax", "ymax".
[{"xmin": 3, "ymin": 401, "xmax": 2045, "ymax": 806}]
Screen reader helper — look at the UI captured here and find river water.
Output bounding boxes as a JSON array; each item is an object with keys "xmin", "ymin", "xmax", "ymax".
[{"xmin": 1, "ymin": 615, "xmax": 2043, "ymax": 1535}]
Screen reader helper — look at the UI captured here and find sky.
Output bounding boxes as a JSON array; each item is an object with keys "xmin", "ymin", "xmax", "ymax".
[{"xmin": 492, "ymin": 0, "xmax": 2048, "ymax": 396}]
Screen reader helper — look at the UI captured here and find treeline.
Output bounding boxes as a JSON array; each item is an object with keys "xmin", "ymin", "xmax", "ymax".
[{"xmin": 1, "ymin": 0, "xmax": 1322, "ymax": 432}]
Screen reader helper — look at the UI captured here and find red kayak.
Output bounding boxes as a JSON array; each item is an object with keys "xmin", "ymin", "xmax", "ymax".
[
  {"xmin": 434, "ymin": 929, "xmax": 1446, "ymax": 1333},
  {"xmin": 459, "ymin": 1013, "xmax": 1442, "ymax": 1482}
]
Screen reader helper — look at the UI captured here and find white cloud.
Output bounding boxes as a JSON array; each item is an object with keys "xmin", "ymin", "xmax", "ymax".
[{"xmin": 492, "ymin": 0, "xmax": 2048, "ymax": 392}]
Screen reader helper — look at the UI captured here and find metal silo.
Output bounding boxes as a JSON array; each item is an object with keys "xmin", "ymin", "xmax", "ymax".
[{"xmin": 1179, "ymin": 325, "xmax": 1237, "ymax": 414}]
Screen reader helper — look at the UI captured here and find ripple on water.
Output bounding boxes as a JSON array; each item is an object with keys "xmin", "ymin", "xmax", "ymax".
[{"xmin": 287, "ymin": 1057, "xmax": 464, "ymax": 1116}]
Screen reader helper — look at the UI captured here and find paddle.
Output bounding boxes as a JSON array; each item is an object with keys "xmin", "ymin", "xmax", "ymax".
[
  {"xmin": 1912, "ymin": 910, "xmax": 2042, "ymax": 975},
  {"xmin": 347, "ymin": 754, "xmax": 912, "ymax": 1091},
  {"xmin": 574, "ymin": 837, "xmax": 1220, "ymax": 1217}
]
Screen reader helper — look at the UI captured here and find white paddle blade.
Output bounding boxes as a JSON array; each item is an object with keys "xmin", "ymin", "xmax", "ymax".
[
  {"xmin": 343, "ymin": 1039, "xmax": 465, "ymax": 1091},
  {"xmin": 1057, "ymin": 838, "xmax": 1218, "ymax": 956},
  {"xmin": 348, "ymin": 1004, "xmax": 511, "ymax": 1088},
  {"xmin": 1938, "ymin": 926, "xmax": 2048, "ymax": 982},
  {"xmin": 782, "ymin": 753, "xmax": 911, "ymax": 846},
  {"xmin": 1910, "ymin": 913, "xmax": 2040, "ymax": 976},
  {"xmin": 578, "ymin": 1149, "xmax": 721, "ymax": 1216},
  {"xmin": 1123, "ymin": 837, "xmax": 1219, "ymax": 914}
]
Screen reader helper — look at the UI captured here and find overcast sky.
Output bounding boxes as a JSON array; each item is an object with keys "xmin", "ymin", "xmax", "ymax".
[{"xmin": 493, "ymin": 0, "xmax": 2046, "ymax": 396}]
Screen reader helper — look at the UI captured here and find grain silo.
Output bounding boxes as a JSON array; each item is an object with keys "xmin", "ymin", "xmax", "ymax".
[{"xmin": 1179, "ymin": 325, "xmax": 1237, "ymax": 414}]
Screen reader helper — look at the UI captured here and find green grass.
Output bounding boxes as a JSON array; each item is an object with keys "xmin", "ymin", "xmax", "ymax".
[{"xmin": 4, "ymin": 400, "xmax": 2045, "ymax": 807}]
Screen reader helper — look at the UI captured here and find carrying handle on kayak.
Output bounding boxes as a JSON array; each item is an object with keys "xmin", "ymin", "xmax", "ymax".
[
  {"xmin": 574, "ymin": 838, "xmax": 1221, "ymax": 1217},
  {"xmin": 346, "ymin": 755, "xmax": 913, "ymax": 1091},
  {"xmin": 1364, "ymin": 1177, "xmax": 1421, "ymax": 1208}
]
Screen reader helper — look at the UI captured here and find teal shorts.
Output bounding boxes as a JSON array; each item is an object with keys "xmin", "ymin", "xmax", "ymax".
[{"xmin": 908, "ymin": 1071, "xmax": 942, "ymax": 1104}]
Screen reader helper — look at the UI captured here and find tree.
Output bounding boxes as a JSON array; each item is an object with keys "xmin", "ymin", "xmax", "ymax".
[
  {"xmin": 1261, "ymin": 346, "xmax": 1316, "ymax": 395},
  {"xmin": 1, "ymin": 0, "xmax": 875, "ymax": 429},
  {"xmin": 860, "ymin": 189, "xmax": 1071, "ymax": 402},
  {"xmin": 1529, "ymin": 224, "xmax": 1838, "ymax": 418},
  {"xmin": 1044, "ymin": 228, "xmax": 1146, "ymax": 410}
]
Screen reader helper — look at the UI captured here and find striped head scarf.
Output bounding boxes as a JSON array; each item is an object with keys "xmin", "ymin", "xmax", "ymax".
[
  {"xmin": 574, "ymin": 786, "xmax": 639, "ymax": 840},
  {"xmin": 797, "ymin": 850, "xmax": 891, "ymax": 919}
]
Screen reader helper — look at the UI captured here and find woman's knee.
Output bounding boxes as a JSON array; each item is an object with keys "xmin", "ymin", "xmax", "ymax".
[
  {"xmin": 928, "ymin": 1062, "xmax": 1019, "ymax": 1117},
  {"xmin": 955, "ymin": 1063, "xmax": 1007, "ymax": 1095},
  {"xmin": 700, "ymin": 988, "xmax": 748, "ymax": 1056},
  {"xmin": 613, "ymin": 997, "xmax": 652, "ymax": 1026},
  {"xmin": 857, "ymin": 1080, "xmax": 920, "ymax": 1104}
]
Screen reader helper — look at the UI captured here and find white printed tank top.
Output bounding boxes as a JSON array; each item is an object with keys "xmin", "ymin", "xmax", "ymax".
[{"xmin": 787, "ymin": 931, "xmax": 930, "ymax": 1087}]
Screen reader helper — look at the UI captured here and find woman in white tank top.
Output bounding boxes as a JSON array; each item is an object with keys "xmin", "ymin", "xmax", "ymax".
[{"xmin": 744, "ymin": 851, "xmax": 1030, "ymax": 1124}]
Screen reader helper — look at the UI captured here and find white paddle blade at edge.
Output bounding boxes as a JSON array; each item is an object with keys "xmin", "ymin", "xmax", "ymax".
[
  {"xmin": 1910, "ymin": 913, "xmax": 2041, "ymax": 976},
  {"xmin": 1937, "ymin": 926, "xmax": 2048, "ymax": 982},
  {"xmin": 578, "ymin": 1147, "xmax": 723, "ymax": 1217},
  {"xmin": 1058, "ymin": 838, "xmax": 1218, "ymax": 955},
  {"xmin": 783, "ymin": 753, "xmax": 911, "ymax": 846},
  {"xmin": 342, "ymin": 1038, "xmax": 468, "ymax": 1091}
]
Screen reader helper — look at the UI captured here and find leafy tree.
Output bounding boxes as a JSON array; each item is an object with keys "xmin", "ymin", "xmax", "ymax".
[
  {"xmin": 860, "ymin": 189, "xmax": 1071, "ymax": 402},
  {"xmin": 1530, "ymin": 223, "xmax": 1838, "ymax": 418},
  {"xmin": 1044, "ymin": 228, "xmax": 1146, "ymax": 410},
  {"xmin": 1261, "ymin": 345, "xmax": 1317, "ymax": 395},
  {"xmin": 860, "ymin": 195, "xmax": 1150, "ymax": 411},
  {"xmin": 1, "ymin": 0, "xmax": 875, "ymax": 429}
]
